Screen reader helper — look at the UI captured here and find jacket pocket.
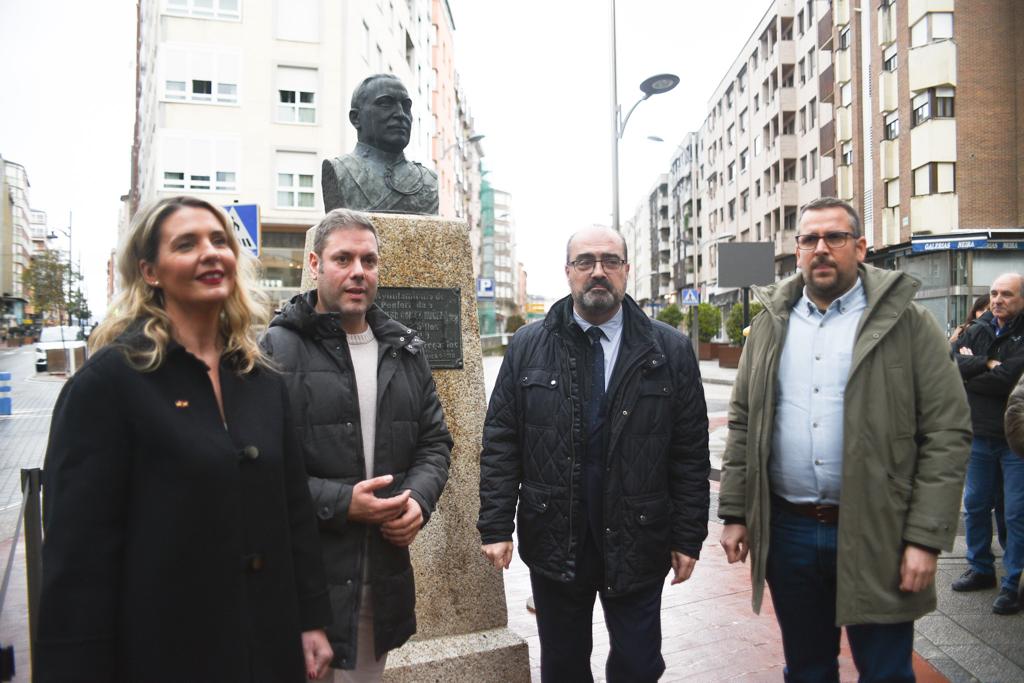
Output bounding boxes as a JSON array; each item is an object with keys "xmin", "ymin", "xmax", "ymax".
[
  {"xmin": 519, "ymin": 369, "xmax": 562, "ymax": 428},
  {"xmin": 622, "ymin": 492, "xmax": 672, "ymax": 575},
  {"xmin": 517, "ymin": 482, "xmax": 554, "ymax": 562}
]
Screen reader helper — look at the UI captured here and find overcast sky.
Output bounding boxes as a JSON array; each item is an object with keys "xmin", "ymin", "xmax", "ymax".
[{"xmin": 0, "ymin": 0, "xmax": 773, "ymax": 313}]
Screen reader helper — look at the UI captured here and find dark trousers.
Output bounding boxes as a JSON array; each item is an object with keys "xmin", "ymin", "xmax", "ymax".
[
  {"xmin": 530, "ymin": 533, "xmax": 665, "ymax": 683},
  {"xmin": 766, "ymin": 504, "xmax": 914, "ymax": 683}
]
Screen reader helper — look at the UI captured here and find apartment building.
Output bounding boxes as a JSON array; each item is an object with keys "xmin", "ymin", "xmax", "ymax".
[
  {"xmin": 828, "ymin": 0, "xmax": 1024, "ymax": 329},
  {"xmin": 696, "ymin": 0, "xmax": 836, "ymax": 312},
  {"xmin": 668, "ymin": 132, "xmax": 700, "ymax": 297},
  {"xmin": 130, "ymin": 0, "xmax": 448, "ymax": 306},
  {"xmin": 1, "ymin": 157, "xmax": 46, "ymax": 331},
  {"xmin": 624, "ymin": 174, "xmax": 670, "ymax": 312}
]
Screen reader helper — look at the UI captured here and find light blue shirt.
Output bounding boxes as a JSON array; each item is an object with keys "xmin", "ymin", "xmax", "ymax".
[
  {"xmin": 770, "ymin": 278, "xmax": 867, "ymax": 505},
  {"xmin": 573, "ymin": 306, "xmax": 624, "ymax": 390}
]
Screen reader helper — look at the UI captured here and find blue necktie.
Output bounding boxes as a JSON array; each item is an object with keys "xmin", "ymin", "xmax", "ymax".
[{"xmin": 586, "ymin": 326, "xmax": 606, "ymax": 430}]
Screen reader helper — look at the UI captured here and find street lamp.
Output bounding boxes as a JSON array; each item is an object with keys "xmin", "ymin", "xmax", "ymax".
[
  {"xmin": 609, "ymin": 0, "xmax": 678, "ymax": 233},
  {"xmin": 439, "ymin": 133, "xmax": 485, "ymax": 160},
  {"xmin": 46, "ymin": 212, "xmax": 74, "ymax": 327}
]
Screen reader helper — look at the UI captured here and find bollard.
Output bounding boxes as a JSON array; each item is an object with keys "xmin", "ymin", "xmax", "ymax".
[{"xmin": 0, "ymin": 372, "xmax": 10, "ymax": 416}]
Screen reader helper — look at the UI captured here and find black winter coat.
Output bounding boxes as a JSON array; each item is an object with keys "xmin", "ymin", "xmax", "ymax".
[
  {"xmin": 954, "ymin": 311, "xmax": 1024, "ymax": 438},
  {"xmin": 262, "ymin": 292, "xmax": 452, "ymax": 669},
  {"xmin": 478, "ymin": 295, "xmax": 710, "ymax": 595},
  {"xmin": 37, "ymin": 338, "xmax": 331, "ymax": 682}
]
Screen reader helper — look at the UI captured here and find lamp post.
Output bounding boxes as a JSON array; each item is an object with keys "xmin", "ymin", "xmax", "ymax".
[
  {"xmin": 439, "ymin": 133, "xmax": 485, "ymax": 160},
  {"xmin": 610, "ymin": 0, "xmax": 679, "ymax": 233}
]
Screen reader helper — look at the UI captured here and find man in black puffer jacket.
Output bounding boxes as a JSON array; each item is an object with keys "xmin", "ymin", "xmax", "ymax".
[
  {"xmin": 951, "ymin": 272, "xmax": 1024, "ymax": 615},
  {"xmin": 478, "ymin": 226, "xmax": 710, "ymax": 682},
  {"xmin": 262, "ymin": 208, "xmax": 452, "ymax": 678}
]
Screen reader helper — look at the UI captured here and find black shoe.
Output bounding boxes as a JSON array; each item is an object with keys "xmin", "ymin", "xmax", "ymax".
[
  {"xmin": 992, "ymin": 588, "xmax": 1020, "ymax": 615},
  {"xmin": 952, "ymin": 569, "xmax": 997, "ymax": 592}
]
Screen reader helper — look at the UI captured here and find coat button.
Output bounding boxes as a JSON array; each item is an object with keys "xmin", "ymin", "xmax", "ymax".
[
  {"xmin": 621, "ymin": 410, "xmax": 628, "ymax": 416},
  {"xmin": 550, "ymin": 379, "xmax": 556, "ymax": 385},
  {"xmin": 540, "ymin": 502, "xmax": 547, "ymax": 510},
  {"xmin": 243, "ymin": 554, "xmax": 264, "ymax": 573},
  {"xmin": 240, "ymin": 445, "xmax": 259, "ymax": 461},
  {"xmin": 872, "ymin": 333, "xmax": 880, "ymax": 339},
  {"xmin": 605, "ymin": 527, "xmax": 612, "ymax": 535},
  {"xmin": 391, "ymin": 351, "xmax": 397, "ymax": 358},
  {"xmin": 662, "ymin": 386, "xmax": 669, "ymax": 393},
  {"xmin": 319, "ymin": 505, "xmax": 332, "ymax": 519},
  {"xmin": 639, "ymin": 514, "xmax": 647, "ymax": 522},
  {"xmin": 651, "ymin": 359, "xmax": 658, "ymax": 366},
  {"xmin": 399, "ymin": 336, "xmax": 405, "ymax": 342}
]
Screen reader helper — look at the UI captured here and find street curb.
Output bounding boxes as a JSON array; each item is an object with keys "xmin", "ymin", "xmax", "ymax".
[{"xmin": 703, "ymin": 377, "xmax": 735, "ymax": 387}]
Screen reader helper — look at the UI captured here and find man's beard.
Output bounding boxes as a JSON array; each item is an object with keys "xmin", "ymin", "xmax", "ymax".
[{"xmin": 577, "ymin": 277, "xmax": 620, "ymax": 314}]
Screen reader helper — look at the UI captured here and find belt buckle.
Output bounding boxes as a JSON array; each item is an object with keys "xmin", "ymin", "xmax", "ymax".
[{"xmin": 814, "ymin": 505, "xmax": 830, "ymax": 524}]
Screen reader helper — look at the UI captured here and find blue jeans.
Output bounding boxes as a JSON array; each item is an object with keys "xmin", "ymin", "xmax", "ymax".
[
  {"xmin": 964, "ymin": 436, "xmax": 1024, "ymax": 591},
  {"xmin": 766, "ymin": 503, "xmax": 914, "ymax": 683}
]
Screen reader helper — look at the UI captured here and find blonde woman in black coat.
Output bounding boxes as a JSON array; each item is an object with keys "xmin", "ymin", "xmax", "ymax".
[{"xmin": 36, "ymin": 196, "xmax": 333, "ymax": 682}]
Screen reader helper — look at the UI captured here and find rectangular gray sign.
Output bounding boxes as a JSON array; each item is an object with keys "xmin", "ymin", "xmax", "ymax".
[{"xmin": 718, "ymin": 242, "xmax": 775, "ymax": 288}]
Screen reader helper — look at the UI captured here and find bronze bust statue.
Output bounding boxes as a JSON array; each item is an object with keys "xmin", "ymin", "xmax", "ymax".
[{"xmin": 322, "ymin": 74, "xmax": 439, "ymax": 215}]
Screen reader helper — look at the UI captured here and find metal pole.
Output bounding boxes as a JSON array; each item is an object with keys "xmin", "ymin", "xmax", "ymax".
[
  {"xmin": 66, "ymin": 212, "xmax": 72, "ymax": 327},
  {"xmin": 689, "ymin": 135, "xmax": 700, "ymax": 358},
  {"xmin": 610, "ymin": 0, "xmax": 620, "ymax": 233}
]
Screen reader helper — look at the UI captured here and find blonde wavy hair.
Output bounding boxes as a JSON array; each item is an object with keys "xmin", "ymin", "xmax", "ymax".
[{"xmin": 90, "ymin": 196, "xmax": 269, "ymax": 373}]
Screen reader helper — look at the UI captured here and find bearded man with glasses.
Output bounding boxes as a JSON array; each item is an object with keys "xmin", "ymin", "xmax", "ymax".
[
  {"xmin": 478, "ymin": 226, "xmax": 710, "ymax": 682},
  {"xmin": 719, "ymin": 197, "xmax": 971, "ymax": 682}
]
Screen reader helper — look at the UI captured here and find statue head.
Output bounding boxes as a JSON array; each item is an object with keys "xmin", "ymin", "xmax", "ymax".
[{"xmin": 349, "ymin": 74, "xmax": 413, "ymax": 154}]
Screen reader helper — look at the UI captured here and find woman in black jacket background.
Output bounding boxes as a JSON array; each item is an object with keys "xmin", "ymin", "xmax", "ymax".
[{"xmin": 36, "ymin": 196, "xmax": 332, "ymax": 682}]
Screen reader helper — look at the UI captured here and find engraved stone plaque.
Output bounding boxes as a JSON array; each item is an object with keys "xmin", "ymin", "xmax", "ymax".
[{"xmin": 376, "ymin": 287, "xmax": 463, "ymax": 369}]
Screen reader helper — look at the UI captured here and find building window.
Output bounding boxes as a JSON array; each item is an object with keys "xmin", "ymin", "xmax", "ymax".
[
  {"xmin": 755, "ymin": 179, "xmax": 761, "ymax": 197},
  {"xmin": 808, "ymin": 97, "xmax": 817, "ymax": 127},
  {"xmin": 882, "ymin": 45, "xmax": 898, "ymax": 72},
  {"xmin": 274, "ymin": 0, "xmax": 319, "ymax": 42},
  {"xmin": 162, "ymin": 46, "xmax": 239, "ymax": 104},
  {"xmin": 275, "ymin": 151, "xmax": 317, "ymax": 208},
  {"xmin": 807, "ymin": 49, "xmax": 815, "ymax": 76},
  {"xmin": 841, "ymin": 141, "xmax": 852, "ymax": 166},
  {"xmin": 277, "ymin": 66, "xmax": 317, "ymax": 124},
  {"xmin": 809, "ymin": 149, "xmax": 817, "ymax": 179},
  {"xmin": 741, "ymin": 190, "xmax": 749, "ymax": 213},
  {"xmin": 727, "ymin": 162, "xmax": 735, "ymax": 183},
  {"xmin": 800, "ymin": 155, "xmax": 808, "ymax": 182},
  {"xmin": 913, "ymin": 162, "xmax": 955, "ymax": 195},
  {"xmin": 912, "ymin": 87, "xmax": 954, "ymax": 127},
  {"xmin": 884, "ymin": 111, "xmax": 899, "ymax": 139},
  {"xmin": 840, "ymin": 82, "xmax": 852, "ymax": 107},
  {"xmin": 911, "ymin": 12, "xmax": 953, "ymax": 48},
  {"xmin": 159, "ymin": 132, "xmax": 239, "ymax": 192},
  {"xmin": 799, "ymin": 58, "xmax": 806, "ymax": 85},
  {"xmin": 885, "ymin": 179, "xmax": 900, "ymax": 207},
  {"xmin": 164, "ymin": 0, "xmax": 241, "ymax": 21},
  {"xmin": 728, "ymin": 199, "xmax": 736, "ymax": 220},
  {"xmin": 753, "ymin": 134, "xmax": 763, "ymax": 157},
  {"xmin": 739, "ymin": 109, "xmax": 748, "ymax": 134},
  {"xmin": 727, "ymin": 124, "xmax": 734, "ymax": 146},
  {"xmin": 739, "ymin": 149, "xmax": 748, "ymax": 172},
  {"xmin": 838, "ymin": 26, "xmax": 851, "ymax": 50},
  {"xmin": 799, "ymin": 107, "xmax": 807, "ymax": 134},
  {"xmin": 754, "ymin": 93, "xmax": 760, "ymax": 112}
]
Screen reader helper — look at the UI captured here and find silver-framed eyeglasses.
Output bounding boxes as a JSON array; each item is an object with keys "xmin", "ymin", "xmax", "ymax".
[
  {"xmin": 795, "ymin": 232, "xmax": 856, "ymax": 250},
  {"xmin": 568, "ymin": 256, "xmax": 626, "ymax": 273}
]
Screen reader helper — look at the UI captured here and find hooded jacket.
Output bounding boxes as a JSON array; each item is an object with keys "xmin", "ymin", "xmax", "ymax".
[
  {"xmin": 719, "ymin": 264, "xmax": 971, "ymax": 624},
  {"xmin": 262, "ymin": 291, "xmax": 452, "ymax": 669}
]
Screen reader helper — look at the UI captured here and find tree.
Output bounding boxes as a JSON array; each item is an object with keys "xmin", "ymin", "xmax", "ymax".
[
  {"xmin": 656, "ymin": 303, "xmax": 684, "ymax": 329},
  {"xmin": 726, "ymin": 301, "xmax": 764, "ymax": 345},
  {"xmin": 505, "ymin": 314, "xmax": 526, "ymax": 334},
  {"xmin": 684, "ymin": 303, "xmax": 722, "ymax": 344},
  {"xmin": 69, "ymin": 289, "xmax": 92, "ymax": 326},
  {"xmin": 21, "ymin": 249, "xmax": 83, "ymax": 325}
]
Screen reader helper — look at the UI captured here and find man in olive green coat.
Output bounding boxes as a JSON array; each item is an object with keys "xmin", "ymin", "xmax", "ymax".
[{"xmin": 719, "ymin": 198, "xmax": 971, "ymax": 682}]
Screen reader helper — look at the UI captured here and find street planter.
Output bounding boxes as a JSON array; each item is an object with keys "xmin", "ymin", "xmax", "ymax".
[
  {"xmin": 698, "ymin": 342, "xmax": 714, "ymax": 361},
  {"xmin": 718, "ymin": 345, "xmax": 743, "ymax": 369}
]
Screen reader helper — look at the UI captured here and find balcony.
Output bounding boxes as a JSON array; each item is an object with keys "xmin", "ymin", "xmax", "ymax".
[
  {"xmin": 778, "ymin": 87, "xmax": 797, "ymax": 112},
  {"xmin": 778, "ymin": 40, "xmax": 796, "ymax": 66},
  {"xmin": 908, "ymin": 0, "xmax": 951, "ymax": 27},
  {"xmin": 910, "ymin": 193, "xmax": 959, "ymax": 233},
  {"xmin": 659, "ymin": 239, "xmax": 671, "ymax": 254},
  {"xmin": 908, "ymin": 41, "xmax": 957, "ymax": 92},
  {"xmin": 779, "ymin": 133, "xmax": 798, "ymax": 159},
  {"xmin": 879, "ymin": 70, "xmax": 898, "ymax": 113},
  {"xmin": 880, "ymin": 139, "xmax": 900, "ymax": 180},
  {"xmin": 878, "ymin": 5, "xmax": 897, "ymax": 46},
  {"xmin": 834, "ymin": 0, "xmax": 850, "ymax": 26},
  {"xmin": 835, "ymin": 105, "xmax": 853, "ymax": 142},
  {"xmin": 910, "ymin": 119, "xmax": 957, "ymax": 168},
  {"xmin": 819, "ymin": 5, "xmax": 834, "ymax": 49},
  {"xmin": 837, "ymin": 165, "xmax": 854, "ymax": 200},
  {"xmin": 819, "ymin": 63, "xmax": 835, "ymax": 103},
  {"xmin": 834, "ymin": 48, "xmax": 852, "ymax": 84},
  {"xmin": 776, "ymin": 0, "xmax": 795, "ymax": 16},
  {"xmin": 882, "ymin": 207, "xmax": 902, "ymax": 246},
  {"xmin": 781, "ymin": 180, "xmax": 800, "ymax": 205},
  {"xmin": 819, "ymin": 119, "xmax": 836, "ymax": 156}
]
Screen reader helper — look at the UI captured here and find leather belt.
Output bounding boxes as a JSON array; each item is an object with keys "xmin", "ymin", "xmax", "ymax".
[{"xmin": 774, "ymin": 496, "xmax": 839, "ymax": 525}]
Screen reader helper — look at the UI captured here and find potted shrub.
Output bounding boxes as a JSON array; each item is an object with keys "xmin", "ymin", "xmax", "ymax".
[
  {"xmin": 719, "ymin": 301, "xmax": 764, "ymax": 368},
  {"xmin": 655, "ymin": 303, "xmax": 684, "ymax": 330},
  {"xmin": 685, "ymin": 303, "xmax": 722, "ymax": 360}
]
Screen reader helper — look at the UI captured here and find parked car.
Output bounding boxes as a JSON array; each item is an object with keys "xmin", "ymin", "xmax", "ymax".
[{"xmin": 35, "ymin": 326, "xmax": 87, "ymax": 372}]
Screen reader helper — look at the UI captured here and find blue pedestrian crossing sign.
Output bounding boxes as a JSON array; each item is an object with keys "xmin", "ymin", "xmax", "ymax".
[
  {"xmin": 681, "ymin": 289, "xmax": 700, "ymax": 306},
  {"xmin": 223, "ymin": 204, "xmax": 260, "ymax": 257}
]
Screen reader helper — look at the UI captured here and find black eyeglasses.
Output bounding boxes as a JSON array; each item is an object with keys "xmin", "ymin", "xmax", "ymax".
[
  {"xmin": 568, "ymin": 256, "xmax": 626, "ymax": 273},
  {"xmin": 795, "ymin": 232, "xmax": 856, "ymax": 250}
]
